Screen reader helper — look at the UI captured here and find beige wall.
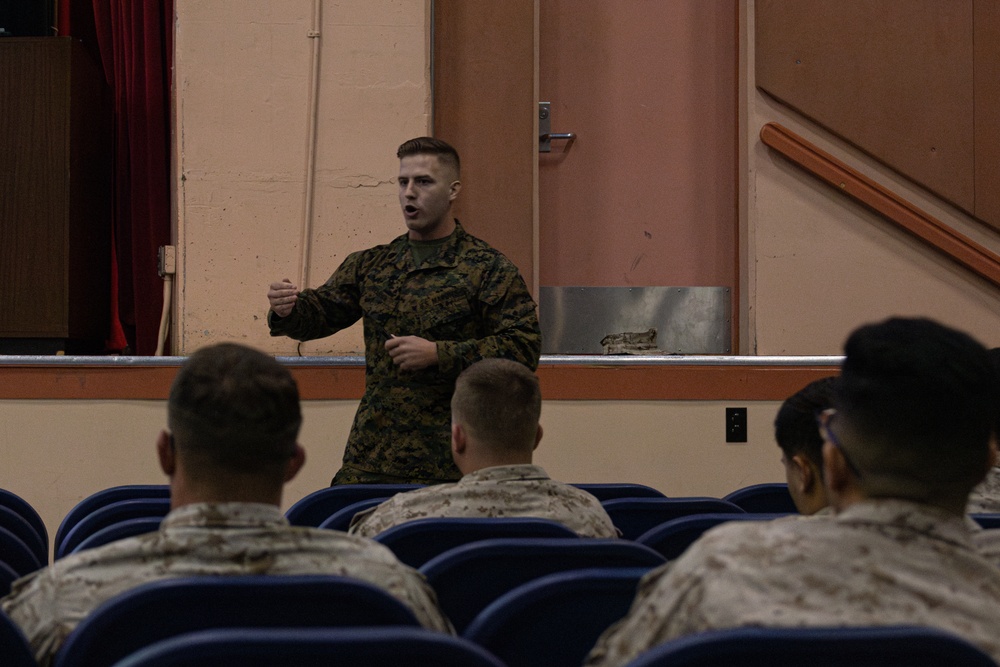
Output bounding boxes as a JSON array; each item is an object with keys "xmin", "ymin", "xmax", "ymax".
[
  {"xmin": 742, "ymin": 0, "xmax": 1000, "ymax": 354},
  {"xmin": 173, "ymin": 0, "xmax": 430, "ymax": 356},
  {"xmin": 0, "ymin": 397, "xmax": 785, "ymax": 560}
]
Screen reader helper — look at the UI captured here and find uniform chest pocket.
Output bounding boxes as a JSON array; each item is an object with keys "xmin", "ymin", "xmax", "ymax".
[{"xmin": 420, "ymin": 292, "xmax": 475, "ymax": 340}]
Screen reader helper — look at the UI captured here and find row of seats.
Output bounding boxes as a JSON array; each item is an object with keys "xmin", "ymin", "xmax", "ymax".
[
  {"xmin": 0, "ymin": 489, "xmax": 48, "ymax": 595},
  {"xmin": 5, "ymin": 482, "xmax": 999, "ymax": 666},
  {"xmin": 34, "ymin": 482, "xmax": 782, "ymax": 563},
  {"xmin": 9, "ymin": 482, "xmax": 1000, "ymax": 572},
  {"xmin": 2, "ymin": 569, "xmax": 995, "ymax": 667}
]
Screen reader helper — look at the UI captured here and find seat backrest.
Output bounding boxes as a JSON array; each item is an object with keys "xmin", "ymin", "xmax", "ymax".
[
  {"xmin": 0, "ymin": 560, "xmax": 19, "ymax": 598},
  {"xmin": 0, "ymin": 504, "xmax": 47, "ymax": 566},
  {"xmin": 622, "ymin": 625, "xmax": 999, "ymax": 667},
  {"xmin": 52, "ymin": 574, "xmax": 421, "ymax": 667},
  {"xmin": 569, "ymin": 483, "xmax": 666, "ymax": 501},
  {"xmin": 56, "ymin": 498, "xmax": 171, "ymax": 560},
  {"xmin": 0, "ymin": 526, "xmax": 43, "ymax": 577},
  {"xmin": 463, "ymin": 566, "xmax": 651, "ymax": 667},
  {"xmin": 285, "ymin": 484, "xmax": 425, "ymax": 527},
  {"xmin": 420, "ymin": 537, "xmax": 665, "ymax": 633},
  {"xmin": 374, "ymin": 517, "xmax": 579, "ymax": 568},
  {"xmin": 970, "ymin": 513, "xmax": 1000, "ymax": 529},
  {"xmin": 722, "ymin": 483, "xmax": 799, "ymax": 514},
  {"xmin": 55, "ymin": 485, "xmax": 169, "ymax": 553},
  {"xmin": 112, "ymin": 627, "xmax": 506, "ymax": 667},
  {"xmin": 601, "ymin": 497, "xmax": 746, "ymax": 540},
  {"xmin": 635, "ymin": 513, "xmax": 790, "ymax": 561},
  {"xmin": 0, "ymin": 488, "xmax": 48, "ymax": 547},
  {"xmin": 317, "ymin": 497, "xmax": 389, "ymax": 532},
  {"xmin": 0, "ymin": 609, "xmax": 36, "ymax": 667},
  {"xmin": 71, "ymin": 517, "xmax": 164, "ymax": 555}
]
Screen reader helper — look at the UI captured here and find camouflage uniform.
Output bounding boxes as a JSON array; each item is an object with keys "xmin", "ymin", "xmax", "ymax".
[
  {"xmin": 348, "ymin": 464, "xmax": 619, "ymax": 538},
  {"xmin": 0, "ymin": 503, "xmax": 450, "ymax": 666},
  {"xmin": 586, "ymin": 499, "xmax": 1000, "ymax": 667},
  {"xmin": 269, "ymin": 222, "xmax": 542, "ymax": 483},
  {"xmin": 968, "ymin": 466, "xmax": 1000, "ymax": 513}
]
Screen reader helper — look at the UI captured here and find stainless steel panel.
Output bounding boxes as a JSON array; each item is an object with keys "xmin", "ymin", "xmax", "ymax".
[{"xmin": 539, "ymin": 286, "xmax": 732, "ymax": 355}]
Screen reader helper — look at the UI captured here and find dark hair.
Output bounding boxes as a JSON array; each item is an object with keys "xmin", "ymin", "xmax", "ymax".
[
  {"xmin": 775, "ymin": 376, "xmax": 838, "ymax": 468},
  {"xmin": 397, "ymin": 136, "xmax": 460, "ymax": 176},
  {"xmin": 451, "ymin": 358, "xmax": 540, "ymax": 454},
  {"xmin": 168, "ymin": 343, "xmax": 302, "ymax": 475},
  {"xmin": 834, "ymin": 317, "xmax": 997, "ymax": 497}
]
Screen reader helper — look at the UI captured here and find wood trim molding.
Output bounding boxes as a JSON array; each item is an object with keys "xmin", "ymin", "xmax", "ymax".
[
  {"xmin": 0, "ymin": 361, "xmax": 836, "ymax": 402},
  {"xmin": 760, "ymin": 122, "xmax": 1000, "ymax": 289}
]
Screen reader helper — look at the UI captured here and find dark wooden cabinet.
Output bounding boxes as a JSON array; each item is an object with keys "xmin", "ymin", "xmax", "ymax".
[{"xmin": 0, "ymin": 37, "xmax": 112, "ymax": 353}]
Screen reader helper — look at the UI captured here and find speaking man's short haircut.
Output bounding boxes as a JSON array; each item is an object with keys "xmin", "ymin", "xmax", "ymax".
[{"xmin": 397, "ymin": 136, "xmax": 461, "ymax": 177}]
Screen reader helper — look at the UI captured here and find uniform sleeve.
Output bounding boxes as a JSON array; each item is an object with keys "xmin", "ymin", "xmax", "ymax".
[
  {"xmin": 268, "ymin": 252, "xmax": 365, "ymax": 342},
  {"xmin": 348, "ymin": 504, "xmax": 391, "ymax": 538},
  {"xmin": 1, "ymin": 570, "xmax": 71, "ymax": 667},
  {"xmin": 584, "ymin": 550, "xmax": 717, "ymax": 666},
  {"xmin": 436, "ymin": 256, "xmax": 542, "ymax": 377}
]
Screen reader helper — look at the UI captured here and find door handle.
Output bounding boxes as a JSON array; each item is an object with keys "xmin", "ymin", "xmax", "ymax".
[{"xmin": 539, "ymin": 102, "xmax": 576, "ymax": 153}]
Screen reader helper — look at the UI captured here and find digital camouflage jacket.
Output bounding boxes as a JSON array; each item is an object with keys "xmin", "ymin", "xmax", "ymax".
[{"xmin": 269, "ymin": 222, "xmax": 542, "ymax": 481}]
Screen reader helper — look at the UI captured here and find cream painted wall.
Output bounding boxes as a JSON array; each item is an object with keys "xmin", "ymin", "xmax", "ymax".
[
  {"xmin": 742, "ymin": 0, "xmax": 1000, "ymax": 354},
  {"xmin": 0, "ymin": 398, "xmax": 785, "ymax": 560},
  {"xmin": 173, "ymin": 0, "xmax": 430, "ymax": 356}
]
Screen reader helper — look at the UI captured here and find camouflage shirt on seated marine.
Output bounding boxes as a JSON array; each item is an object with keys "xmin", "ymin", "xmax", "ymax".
[
  {"xmin": 268, "ymin": 221, "xmax": 542, "ymax": 482},
  {"xmin": 0, "ymin": 503, "xmax": 451, "ymax": 667},
  {"xmin": 586, "ymin": 498, "xmax": 1000, "ymax": 667},
  {"xmin": 348, "ymin": 464, "xmax": 620, "ymax": 538}
]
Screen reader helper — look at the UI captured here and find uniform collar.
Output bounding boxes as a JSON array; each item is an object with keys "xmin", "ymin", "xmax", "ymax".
[
  {"xmin": 460, "ymin": 464, "xmax": 551, "ymax": 484},
  {"xmin": 391, "ymin": 220, "xmax": 467, "ymax": 270},
  {"xmin": 835, "ymin": 498, "xmax": 975, "ymax": 549},
  {"xmin": 162, "ymin": 502, "xmax": 289, "ymax": 529}
]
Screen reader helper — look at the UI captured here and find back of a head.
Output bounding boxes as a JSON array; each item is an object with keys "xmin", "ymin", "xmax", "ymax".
[
  {"xmin": 451, "ymin": 358, "xmax": 540, "ymax": 457},
  {"xmin": 168, "ymin": 343, "xmax": 302, "ymax": 478},
  {"xmin": 396, "ymin": 136, "xmax": 461, "ymax": 177},
  {"xmin": 835, "ymin": 317, "xmax": 997, "ymax": 503},
  {"xmin": 775, "ymin": 376, "xmax": 839, "ymax": 469}
]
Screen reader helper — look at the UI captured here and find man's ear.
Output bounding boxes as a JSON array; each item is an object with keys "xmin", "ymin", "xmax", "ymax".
[
  {"xmin": 156, "ymin": 430, "xmax": 176, "ymax": 476},
  {"xmin": 533, "ymin": 424, "xmax": 543, "ymax": 451},
  {"xmin": 283, "ymin": 444, "xmax": 306, "ymax": 483},
  {"xmin": 452, "ymin": 422, "xmax": 467, "ymax": 456},
  {"xmin": 791, "ymin": 454, "xmax": 816, "ymax": 493},
  {"xmin": 822, "ymin": 440, "xmax": 851, "ymax": 496},
  {"xmin": 449, "ymin": 179, "xmax": 462, "ymax": 201}
]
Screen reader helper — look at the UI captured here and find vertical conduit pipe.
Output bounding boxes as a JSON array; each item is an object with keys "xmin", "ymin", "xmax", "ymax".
[{"xmin": 298, "ymin": 0, "xmax": 323, "ymax": 289}]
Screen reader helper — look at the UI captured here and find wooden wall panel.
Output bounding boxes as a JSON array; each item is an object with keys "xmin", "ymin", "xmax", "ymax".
[
  {"xmin": 975, "ymin": 0, "xmax": 1000, "ymax": 230},
  {"xmin": 0, "ymin": 38, "xmax": 111, "ymax": 348},
  {"xmin": 755, "ymin": 0, "xmax": 975, "ymax": 215},
  {"xmin": 433, "ymin": 1, "xmax": 537, "ymax": 290}
]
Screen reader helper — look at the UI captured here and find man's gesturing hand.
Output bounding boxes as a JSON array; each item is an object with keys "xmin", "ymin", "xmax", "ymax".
[
  {"xmin": 385, "ymin": 335, "xmax": 439, "ymax": 371},
  {"xmin": 268, "ymin": 279, "xmax": 299, "ymax": 318}
]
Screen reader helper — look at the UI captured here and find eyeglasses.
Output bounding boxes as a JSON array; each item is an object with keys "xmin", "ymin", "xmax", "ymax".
[{"xmin": 816, "ymin": 408, "xmax": 863, "ymax": 479}]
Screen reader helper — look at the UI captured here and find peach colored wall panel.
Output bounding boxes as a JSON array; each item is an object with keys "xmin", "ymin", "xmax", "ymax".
[
  {"xmin": 755, "ymin": 0, "xmax": 975, "ymax": 214},
  {"xmin": 975, "ymin": 0, "xmax": 1000, "ymax": 230},
  {"xmin": 174, "ymin": 1, "xmax": 430, "ymax": 356}
]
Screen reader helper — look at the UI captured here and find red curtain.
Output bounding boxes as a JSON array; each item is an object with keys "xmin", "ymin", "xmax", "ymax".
[{"xmin": 58, "ymin": 0, "xmax": 173, "ymax": 355}]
